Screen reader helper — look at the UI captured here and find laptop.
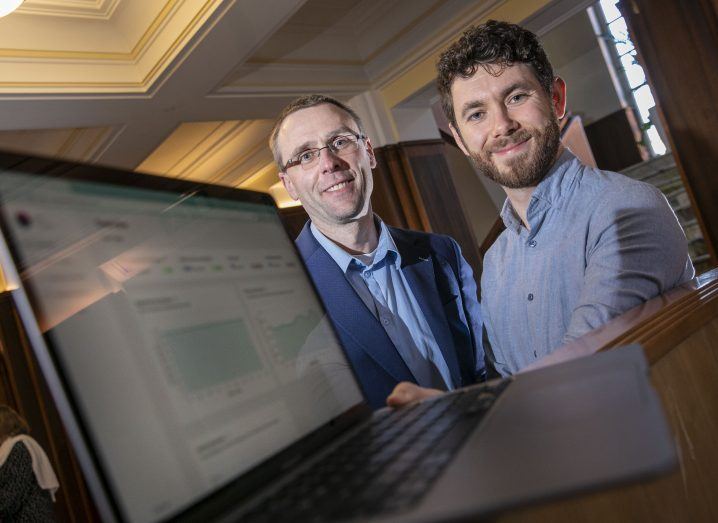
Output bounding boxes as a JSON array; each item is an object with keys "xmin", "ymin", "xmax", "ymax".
[{"xmin": 0, "ymin": 151, "xmax": 677, "ymax": 522}]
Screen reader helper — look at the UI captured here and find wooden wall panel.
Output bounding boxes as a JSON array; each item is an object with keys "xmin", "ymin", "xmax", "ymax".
[
  {"xmin": 372, "ymin": 144, "xmax": 429, "ymax": 232},
  {"xmin": 584, "ymin": 108, "xmax": 647, "ymax": 172},
  {"xmin": 278, "ymin": 205, "xmax": 309, "ymax": 240},
  {"xmin": 621, "ymin": 0, "xmax": 718, "ymax": 266},
  {"xmin": 399, "ymin": 140, "xmax": 483, "ymax": 287}
]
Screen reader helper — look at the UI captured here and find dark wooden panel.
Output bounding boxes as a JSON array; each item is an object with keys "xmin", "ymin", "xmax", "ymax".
[
  {"xmin": 278, "ymin": 205, "xmax": 309, "ymax": 240},
  {"xmin": 584, "ymin": 107, "xmax": 648, "ymax": 172},
  {"xmin": 399, "ymin": 140, "xmax": 483, "ymax": 291},
  {"xmin": 0, "ymin": 292, "xmax": 99, "ymax": 521},
  {"xmin": 372, "ymin": 144, "xmax": 429, "ymax": 231},
  {"xmin": 621, "ymin": 0, "xmax": 718, "ymax": 266}
]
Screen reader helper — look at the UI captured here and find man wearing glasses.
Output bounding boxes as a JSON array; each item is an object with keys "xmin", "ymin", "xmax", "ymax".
[{"xmin": 270, "ymin": 94, "xmax": 485, "ymax": 409}]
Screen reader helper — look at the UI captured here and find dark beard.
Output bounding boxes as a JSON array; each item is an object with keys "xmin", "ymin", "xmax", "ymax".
[{"xmin": 468, "ymin": 118, "xmax": 561, "ymax": 189}]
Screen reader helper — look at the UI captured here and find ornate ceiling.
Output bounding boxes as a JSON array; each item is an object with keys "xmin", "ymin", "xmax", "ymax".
[{"xmin": 0, "ymin": 0, "xmax": 574, "ymax": 202}]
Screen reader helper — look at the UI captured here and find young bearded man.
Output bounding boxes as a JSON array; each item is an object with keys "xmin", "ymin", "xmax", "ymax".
[
  {"xmin": 388, "ymin": 20, "xmax": 693, "ymax": 406},
  {"xmin": 270, "ymin": 94, "xmax": 485, "ymax": 409}
]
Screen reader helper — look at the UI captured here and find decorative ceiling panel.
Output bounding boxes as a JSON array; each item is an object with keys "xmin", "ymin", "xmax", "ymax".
[
  {"xmin": 137, "ymin": 119, "xmax": 276, "ymax": 188},
  {"xmin": 17, "ymin": 0, "xmax": 120, "ymax": 20},
  {"xmin": 0, "ymin": 126, "xmax": 119, "ymax": 162},
  {"xmin": 0, "ymin": 0, "xmax": 228, "ymax": 92}
]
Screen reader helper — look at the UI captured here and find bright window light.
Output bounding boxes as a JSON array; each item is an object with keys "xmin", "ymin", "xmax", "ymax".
[
  {"xmin": 594, "ymin": 0, "xmax": 668, "ymax": 157},
  {"xmin": 620, "ymin": 52, "xmax": 646, "ymax": 88},
  {"xmin": 599, "ymin": 0, "xmax": 622, "ymax": 23},
  {"xmin": 632, "ymin": 84, "xmax": 655, "ymax": 123},
  {"xmin": 608, "ymin": 18, "xmax": 634, "ymax": 55},
  {"xmin": 646, "ymin": 126, "xmax": 667, "ymax": 155}
]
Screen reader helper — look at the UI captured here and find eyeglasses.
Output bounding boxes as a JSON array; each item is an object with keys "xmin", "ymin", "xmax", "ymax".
[{"xmin": 283, "ymin": 133, "xmax": 366, "ymax": 171}]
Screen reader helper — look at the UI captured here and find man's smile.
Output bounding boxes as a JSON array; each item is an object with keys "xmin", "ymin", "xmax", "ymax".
[
  {"xmin": 322, "ymin": 178, "xmax": 354, "ymax": 193},
  {"xmin": 491, "ymin": 136, "xmax": 531, "ymax": 157}
]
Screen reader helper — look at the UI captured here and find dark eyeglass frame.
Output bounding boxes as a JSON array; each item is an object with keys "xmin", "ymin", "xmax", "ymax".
[{"xmin": 282, "ymin": 133, "xmax": 367, "ymax": 172}]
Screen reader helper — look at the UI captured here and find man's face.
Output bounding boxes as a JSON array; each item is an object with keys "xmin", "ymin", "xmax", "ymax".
[
  {"xmin": 449, "ymin": 63, "xmax": 566, "ymax": 189},
  {"xmin": 277, "ymin": 104, "xmax": 376, "ymax": 231}
]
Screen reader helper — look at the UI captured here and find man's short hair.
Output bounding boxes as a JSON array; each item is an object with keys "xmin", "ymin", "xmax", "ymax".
[
  {"xmin": 437, "ymin": 20, "xmax": 555, "ymax": 127},
  {"xmin": 269, "ymin": 94, "xmax": 366, "ymax": 170}
]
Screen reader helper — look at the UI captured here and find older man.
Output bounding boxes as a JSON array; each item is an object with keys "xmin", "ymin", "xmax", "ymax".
[
  {"xmin": 389, "ymin": 20, "xmax": 693, "ymax": 405},
  {"xmin": 270, "ymin": 94, "xmax": 485, "ymax": 409}
]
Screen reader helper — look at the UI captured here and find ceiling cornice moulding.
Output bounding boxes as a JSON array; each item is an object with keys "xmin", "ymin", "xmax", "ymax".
[
  {"xmin": 0, "ymin": 0, "xmax": 226, "ymax": 93},
  {"xmin": 17, "ymin": 0, "xmax": 120, "ymax": 20}
]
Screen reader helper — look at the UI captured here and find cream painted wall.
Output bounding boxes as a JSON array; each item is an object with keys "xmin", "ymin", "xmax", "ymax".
[
  {"xmin": 554, "ymin": 46, "xmax": 622, "ymax": 125},
  {"xmin": 348, "ymin": 90, "xmax": 398, "ymax": 148},
  {"xmin": 392, "ymin": 107, "xmax": 441, "ymax": 143}
]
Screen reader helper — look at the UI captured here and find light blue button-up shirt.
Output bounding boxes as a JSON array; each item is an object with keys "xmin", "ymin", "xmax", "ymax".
[
  {"xmin": 310, "ymin": 220, "xmax": 454, "ymax": 390},
  {"xmin": 481, "ymin": 150, "xmax": 694, "ymax": 376}
]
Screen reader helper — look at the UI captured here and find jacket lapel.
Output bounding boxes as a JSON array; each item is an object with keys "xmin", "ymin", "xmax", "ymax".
[
  {"xmin": 391, "ymin": 229, "xmax": 463, "ymax": 387},
  {"xmin": 296, "ymin": 223, "xmax": 414, "ymax": 383}
]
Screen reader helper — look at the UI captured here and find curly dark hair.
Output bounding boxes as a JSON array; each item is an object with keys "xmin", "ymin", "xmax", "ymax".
[
  {"xmin": 269, "ymin": 94, "xmax": 366, "ymax": 169},
  {"xmin": 437, "ymin": 20, "xmax": 554, "ymax": 127}
]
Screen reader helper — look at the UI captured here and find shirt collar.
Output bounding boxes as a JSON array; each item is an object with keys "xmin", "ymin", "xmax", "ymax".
[
  {"xmin": 310, "ymin": 217, "xmax": 399, "ymax": 274},
  {"xmin": 500, "ymin": 148, "xmax": 580, "ymax": 234},
  {"xmin": 529, "ymin": 148, "xmax": 579, "ymax": 206}
]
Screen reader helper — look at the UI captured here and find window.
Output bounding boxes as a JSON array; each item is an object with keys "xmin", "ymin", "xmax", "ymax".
[{"xmin": 595, "ymin": 0, "xmax": 666, "ymax": 156}]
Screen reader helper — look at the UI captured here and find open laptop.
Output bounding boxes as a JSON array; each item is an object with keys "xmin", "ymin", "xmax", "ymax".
[{"xmin": 0, "ymin": 151, "xmax": 677, "ymax": 522}]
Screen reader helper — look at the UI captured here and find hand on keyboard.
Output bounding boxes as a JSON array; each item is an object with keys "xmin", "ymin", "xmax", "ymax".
[{"xmin": 386, "ymin": 382, "xmax": 442, "ymax": 408}]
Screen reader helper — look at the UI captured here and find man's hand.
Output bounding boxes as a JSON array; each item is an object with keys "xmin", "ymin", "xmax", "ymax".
[{"xmin": 386, "ymin": 382, "xmax": 442, "ymax": 408}]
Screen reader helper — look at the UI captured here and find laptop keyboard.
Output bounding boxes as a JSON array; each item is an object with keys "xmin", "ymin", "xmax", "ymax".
[{"xmin": 241, "ymin": 380, "xmax": 510, "ymax": 523}]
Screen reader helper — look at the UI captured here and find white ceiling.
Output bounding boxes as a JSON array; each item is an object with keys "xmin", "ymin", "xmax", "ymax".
[{"xmin": 0, "ymin": 0, "xmax": 586, "ymax": 197}]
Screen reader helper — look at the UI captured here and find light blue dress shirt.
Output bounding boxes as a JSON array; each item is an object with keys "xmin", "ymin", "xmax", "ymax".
[
  {"xmin": 481, "ymin": 150, "xmax": 694, "ymax": 376},
  {"xmin": 310, "ymin": 220, "xmax": 455, "ymax": 390}
]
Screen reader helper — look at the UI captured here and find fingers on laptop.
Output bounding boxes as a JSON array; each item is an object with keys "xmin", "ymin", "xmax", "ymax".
[{"xmin": 386, "ymin": 382, "xmax": 442, "ymax": 408}]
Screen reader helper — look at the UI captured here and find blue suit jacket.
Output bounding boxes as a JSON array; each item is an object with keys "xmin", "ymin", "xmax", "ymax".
[{"xmin": 296, "ymin": 222, "xmax": 485, "ymax": 409}]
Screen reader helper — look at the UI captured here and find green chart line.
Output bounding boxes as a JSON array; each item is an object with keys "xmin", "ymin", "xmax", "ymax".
[{"xmin": 269, "ymin": 309, "xmax": 323, "ymax": 360}]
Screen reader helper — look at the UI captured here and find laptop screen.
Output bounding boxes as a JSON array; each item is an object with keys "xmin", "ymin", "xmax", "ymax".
[{"xmin": 0, "ymin": 161, "xmax": 364, "ymax": 522}]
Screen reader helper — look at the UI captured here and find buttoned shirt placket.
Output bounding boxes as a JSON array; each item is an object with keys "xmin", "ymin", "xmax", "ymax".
[{"xmin": 349, "ymin": 256, "xmax": 449, "ymax": 389}]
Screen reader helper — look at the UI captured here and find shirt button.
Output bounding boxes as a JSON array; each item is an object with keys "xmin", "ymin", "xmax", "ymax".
[
  {"xmin": 528, "ymin": 240, "xmax": 537, "ymax": 248},
  {"xmin": 527, "ymin": 293, "xmax": 534, "ymax": 301},
  {"xmin": 381, "ymin": 317, "xmax": 391, "ymax": 325}
]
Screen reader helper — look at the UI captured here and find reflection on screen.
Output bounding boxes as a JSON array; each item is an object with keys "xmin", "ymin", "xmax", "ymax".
[{"xmin": 0, "ymin": 172, "xmax": 363, "ymax": 523}]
